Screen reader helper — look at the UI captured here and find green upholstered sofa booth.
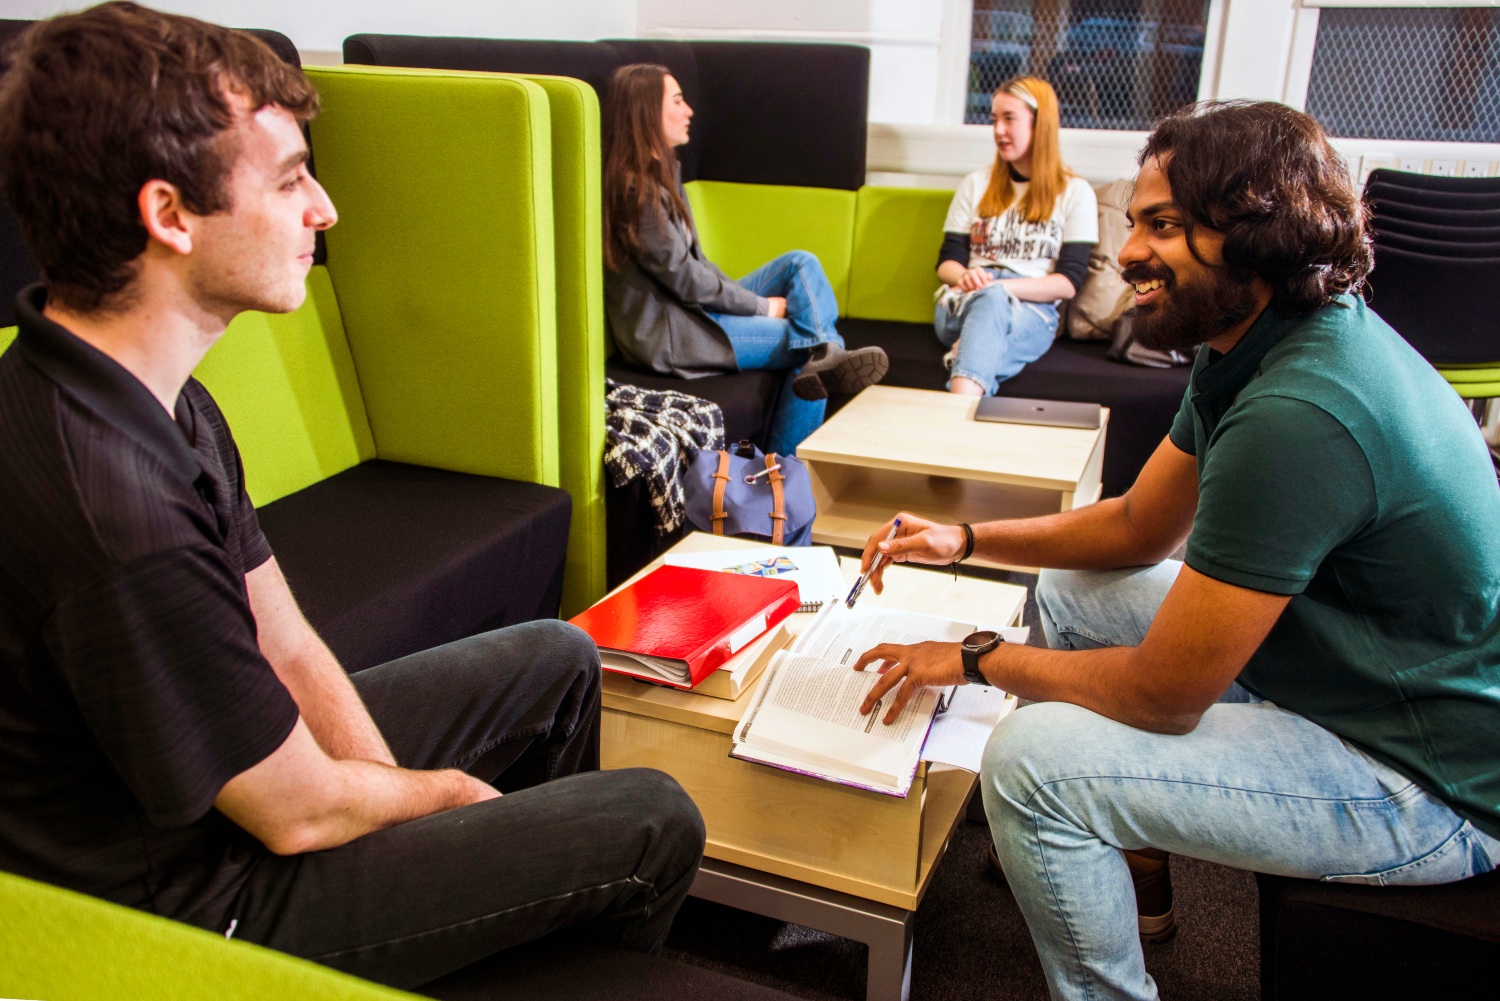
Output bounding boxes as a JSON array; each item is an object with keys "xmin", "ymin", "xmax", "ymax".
[
  {"xmin": 339, "ymin": 36, "xmax": 1197, "ymax": 582},
  {"xmin": 0, "ymin": 866, "xmax": 809, "ymax": 1001},
  {"xmin": 0, "ymin": 870, "xmax": 422, "ymax": 1001}
]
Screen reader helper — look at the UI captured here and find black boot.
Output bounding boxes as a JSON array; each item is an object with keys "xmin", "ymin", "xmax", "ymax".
[{"xmin": 791, "ymin": 343, "xmax": 889, "ymax": 401}]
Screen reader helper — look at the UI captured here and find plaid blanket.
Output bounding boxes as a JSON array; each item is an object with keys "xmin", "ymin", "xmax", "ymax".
[{"xmin": 603, "ymin": 380, "xmax": 725, "ymax": 537}]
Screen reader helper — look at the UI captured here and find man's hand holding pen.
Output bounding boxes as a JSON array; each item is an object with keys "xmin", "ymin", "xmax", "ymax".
[
  {"xmin": 855, "ymin": 512, "xmax": 968, "ymax": 595},
  {"xmin": 849, "ymin": 512, "xmax": 981, "ymax": 725}
]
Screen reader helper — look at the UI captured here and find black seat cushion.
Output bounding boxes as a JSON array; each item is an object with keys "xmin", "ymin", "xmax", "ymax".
[
  {"xmin": 605, "ymin": 359, "xmax": 778, "ymax": 446},
  {"xmin": 421, "ymin": 937, "xmax": 801, "ymax": 1001},
  {"xmin": 602, "ymin": 361, "xmax": 780, "ymax": 587},
  {"xmin": 1257, "ymin": 869, "xmax": 1500, "ymax": 1000},
  {"xmin": 840, "ymin": 319, "xmax": 1190, "ymax": 497},
  {"xmin": 257, "ymin": 460, "xmax": 571, "ymax": 673}
]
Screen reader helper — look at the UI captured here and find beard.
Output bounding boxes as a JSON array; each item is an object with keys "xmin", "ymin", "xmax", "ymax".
[{"xmin": 1125, "ymin": 262, "xmax": 1262, "ymax": 354}]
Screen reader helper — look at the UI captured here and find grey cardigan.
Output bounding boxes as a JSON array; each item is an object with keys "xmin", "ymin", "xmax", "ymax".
[{"xmin": 604, "ymin": 173, "xmax": 766, "ymax": 379}]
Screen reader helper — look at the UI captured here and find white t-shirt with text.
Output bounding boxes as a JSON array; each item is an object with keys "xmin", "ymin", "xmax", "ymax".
[{"xmin": 942, "ymin": 166, "xmax": 1098, "ymax": 279}]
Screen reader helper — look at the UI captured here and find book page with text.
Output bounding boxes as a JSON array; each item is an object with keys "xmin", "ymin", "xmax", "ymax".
[{"xmin": 735, "ymin": 606, "xmax": 974, "ymax": 785}]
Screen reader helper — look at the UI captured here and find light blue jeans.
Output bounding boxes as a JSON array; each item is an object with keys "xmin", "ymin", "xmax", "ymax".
[
  {"xmin": 934, "ymin": 267, "xmax": 1059, "ymax": 394},
  {"xmin": 982, "ymin": 561, "xmax": 1500, "ymax": 1001},
  {"xmin": 709, "ymin": 250, "xmax": 842, "ymax": 455}
]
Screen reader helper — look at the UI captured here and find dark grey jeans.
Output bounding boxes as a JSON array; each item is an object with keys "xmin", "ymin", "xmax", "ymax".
[{"xmin": 226, "ymin": 620, "xmax": 706, "ymax": 989}]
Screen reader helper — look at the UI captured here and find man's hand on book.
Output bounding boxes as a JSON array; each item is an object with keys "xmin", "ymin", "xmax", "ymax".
[
  {"xmin": 853, "ymin": 640, "xmax": 963, "ymax": 725},
  {"xmin": 858, "ymin": 513, "xmax": 966, "ymax": 594}
]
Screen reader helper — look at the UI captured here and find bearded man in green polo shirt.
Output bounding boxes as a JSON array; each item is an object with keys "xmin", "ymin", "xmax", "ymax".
[{"xmin": 850, "ymin": 100, "xmax": 1500, "ymax": 1001}]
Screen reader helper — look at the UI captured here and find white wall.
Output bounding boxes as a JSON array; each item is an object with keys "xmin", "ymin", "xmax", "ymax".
[
  {"xmin": 0, "ymin": 1, "xmax": 637, "ymax": 61},
  {"xmin": 3, "ymin": 0, "xmax": 1493, "ymax": 180}
]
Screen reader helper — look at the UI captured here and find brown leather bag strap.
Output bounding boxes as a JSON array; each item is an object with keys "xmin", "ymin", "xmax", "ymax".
[
  {"xmin": 765, "ymin": 452, "xmax": 787, "ymax": 546},
  {"xmin": 710, "ymin": 450, "xmax": 731, "ymax": 535}
]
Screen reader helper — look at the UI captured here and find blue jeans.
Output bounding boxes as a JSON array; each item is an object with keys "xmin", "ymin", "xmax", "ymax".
[
  {"xmin": 983, "ymin": 562, "xmax": 1500, "ymax": 1001},
  {"xmin": 708, "ymin": 250, "xmax": 842, "ymax": 455},
  {"xmin": 934, "ymin": 267, "xmax": 1059, "ymax": 394}
]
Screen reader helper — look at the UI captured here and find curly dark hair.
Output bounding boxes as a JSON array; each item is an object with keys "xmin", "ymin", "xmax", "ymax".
[
  {"xmin": 0, "ymin": 2, "xmax": 319, "ymax": 312},
  {"xmin": 1139, "ymin": 100, "xmax": 1371, "ymax": 315}
]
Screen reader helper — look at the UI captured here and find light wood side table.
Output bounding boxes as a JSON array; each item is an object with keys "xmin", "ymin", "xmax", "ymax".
[
  {"xmin": 796, "ymin": 385, "xmax": 1108, "ymax": 572},
  {"xmin": 598, "ymin": 532, "xmax": 1027, "ymax": 1001}
]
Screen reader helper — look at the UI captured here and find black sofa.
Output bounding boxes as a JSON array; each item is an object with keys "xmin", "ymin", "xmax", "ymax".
[{"xmin": 1257, "ymin": 868, "xmax": 1500, "ymax": 1000}]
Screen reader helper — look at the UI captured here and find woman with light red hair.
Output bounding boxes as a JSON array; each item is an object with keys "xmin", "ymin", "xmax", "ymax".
[{"xmin": 935, "ymin": 76, "xmax": 1098, "ymax": 395}]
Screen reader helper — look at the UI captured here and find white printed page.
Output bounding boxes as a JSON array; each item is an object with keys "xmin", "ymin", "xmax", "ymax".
[{"xmin": 734, "ymin": 605, "xmax": 976, "ymax": 786}]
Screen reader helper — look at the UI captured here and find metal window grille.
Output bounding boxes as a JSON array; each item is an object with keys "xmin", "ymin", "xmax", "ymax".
[
  {"xmin": 966, "ymin": 0, "xmax": 1210, "ymax": 129},
  {"xmin": 1305, "ymin": 7, "xmax": 1500, "ymax": 144}
]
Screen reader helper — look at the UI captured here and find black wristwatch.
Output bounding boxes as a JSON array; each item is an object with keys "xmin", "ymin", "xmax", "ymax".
[{"xmin": 960, "ymin": 630, "xmax": 1003, "ymax": 684}]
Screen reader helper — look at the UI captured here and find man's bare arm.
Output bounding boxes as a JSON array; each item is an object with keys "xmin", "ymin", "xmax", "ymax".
[
  {"xmin": 984, "ymin": 566, "xmax": 1289, "ymax": 731},
  {"xmin": 859, "ymin": 437, "xmax": 1198, "ymax": 592},
  {"xmin": 215, "ymin": 717, "xmax": 497, "ymax": 855},
  {"xmin": 854, "ymin": 565, "xmax": 1290, "ymax": 733},
  {"xmin": 245, "ymin": 557, "xmax": 395, "ymax": 765}
]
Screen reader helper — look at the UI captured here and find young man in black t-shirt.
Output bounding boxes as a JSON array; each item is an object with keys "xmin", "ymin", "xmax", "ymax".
[{"xmin": 0, "ymin": 3, "xmax": 703, "ymax": 989}]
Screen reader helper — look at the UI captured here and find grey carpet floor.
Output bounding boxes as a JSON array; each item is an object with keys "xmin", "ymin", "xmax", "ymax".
[
  {"xmin": 662, "ymin": 825, "xmax": 1261, "ymax": 1000},
  {"xmin": 662, "ymin": 562, "xmax": 1263, "ymax": 999}
]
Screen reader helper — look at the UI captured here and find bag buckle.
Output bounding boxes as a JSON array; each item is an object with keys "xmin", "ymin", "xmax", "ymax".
[{"xmin": 743, "ymin": 462, "xmax": 782, "ymax": 484}]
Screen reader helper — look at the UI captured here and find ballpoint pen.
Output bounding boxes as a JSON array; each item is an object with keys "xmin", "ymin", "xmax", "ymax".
[{"xmin": 845, "ymin": 517, "xmax": 902, "ymax": 608}]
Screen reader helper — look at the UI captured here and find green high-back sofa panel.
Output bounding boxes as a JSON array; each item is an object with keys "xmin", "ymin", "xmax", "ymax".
[
  {"xmin": 306, "ymin": 65, "xmax": 560, "ymax": 488},
  {"xmin": 847, "ymin": 185, "xmax": 955, "ymax": 324},
  {"xmin": 510, "ymin": 73, "xmax": 607, "ymax": 615},
  {"xmin": 0, "ymin": 870, "xmax": 421, "ymax": 1001},
  {"xmin": 0, "ymin": 269, "xmax": 375, "ymax": 511},
  {"xmin": 684, "ymin": 180, "xmax": 857, "ymax": 313},
  {"xmin": 194, "ymin": 266, "xmax": 376, "ymax": 507}
]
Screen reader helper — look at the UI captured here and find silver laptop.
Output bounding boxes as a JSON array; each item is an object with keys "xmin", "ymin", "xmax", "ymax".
[{"xmin": 974, "ymin": 396, "xmax": 1102, "ymax": 430}]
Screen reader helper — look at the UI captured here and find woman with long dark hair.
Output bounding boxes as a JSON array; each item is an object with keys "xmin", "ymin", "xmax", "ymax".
[
  {"xmin": 935, "ymin": 76, "xmax": 1098, "ymax": 395},
  {"xmin": 601, "ymin": 63, "xmax": 887, "ymax": 454}
]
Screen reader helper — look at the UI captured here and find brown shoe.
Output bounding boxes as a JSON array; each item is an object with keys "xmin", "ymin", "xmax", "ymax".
[
  {"xmin": 791, "ymin": 343, "xmax": 889, "ymax": 401},
  {"xmin": 987, "ymin": 843, "xmax": 1007, "ymax": 883},
  {"xmin": 987, "ymin": 844, "xmax": 1177, "ymax": 942},
  {"xmin": 1125, "ymin": 848, "xmax": 1177, "ymax": 942}
]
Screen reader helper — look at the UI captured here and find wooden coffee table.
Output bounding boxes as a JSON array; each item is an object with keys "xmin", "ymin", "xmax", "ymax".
[
  {"xmin": 598, "ymin": 532, "xmax": 1027, "ymax": 1001},
  {"xmin": 796, "ymin": 386, "xmax": 1108, "ymax": 572}
]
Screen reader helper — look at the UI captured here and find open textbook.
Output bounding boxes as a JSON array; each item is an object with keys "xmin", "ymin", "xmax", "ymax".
[{"xmin": 731, "ymin": 602, "xmax": 1024, "ymax": 797}]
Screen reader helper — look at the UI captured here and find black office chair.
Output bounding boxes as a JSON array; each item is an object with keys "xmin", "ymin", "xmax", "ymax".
[
  {"xmin": 1257, "ymin": 868, "xmax": 1500, "ymax": 1001},
  {"xmin": 1368, "ymin": 198, "xmax": 1500, "ymax": 228},
  {"xmin": 1366, "ymin": 180, "xmax": 1500, "ymax": 211},
  {"xmin": 1361, "ymin": 172, "xmax": 1500, "ymax": 432},
  {"xmin": 1367, "ymin": 167, "xmax": 1500, "ymax": 195},
  {"xmin": 1372, "ymin": 217, "xmax": 1500, "ymax": 244},
  {"xmin": 1363, "ymin": 247, "xmax": 1500, "ymax": 365},
  {"xmin": 1370, "ymin": 231, "xmax": 1500, "ymax": 257}
]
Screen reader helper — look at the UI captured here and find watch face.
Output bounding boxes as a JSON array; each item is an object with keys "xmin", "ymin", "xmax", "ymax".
[{"xmin": 963, "ymin": 630, "xmax": 1000, "ymax": 652}]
